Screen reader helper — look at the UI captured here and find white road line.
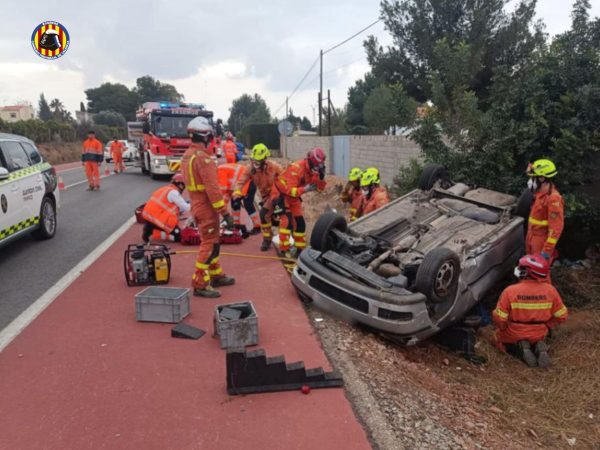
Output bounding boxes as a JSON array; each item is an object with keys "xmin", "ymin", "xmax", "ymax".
[
  {"xmin": 64, "ymin": 173, "xmax": 113, "ymax": 190},
  {"xmin": 56, "ymin": 166, "xmax": 84, "ymax": 174},
  {"xmin": 0, "ymin": 216, "xmax": 136, "ymax": 352}
]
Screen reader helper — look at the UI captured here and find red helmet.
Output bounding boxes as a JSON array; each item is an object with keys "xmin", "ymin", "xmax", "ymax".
[
  {"xmin": 516, "ymin": 254, "xmax": 549, "ymax": 280},
  {"xmin": 171, "ymin": 173, "xmax": 185, "ymax": 189},
  {"xmin": 307, "ymin": 147, "xmax": 326, "ymax": 170}
]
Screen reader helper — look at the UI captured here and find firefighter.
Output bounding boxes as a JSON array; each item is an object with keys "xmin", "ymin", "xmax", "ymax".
[
  {"xmin": 222, "ymin": 132, "xmax": 237, "ymax": 164},
  {"xmin": 492, "ymin": 254, "xmax": 568, "ymax": 368},
  {"xmin": 274, "ymin": 147, "xmax": 327, "ymax": 256},
  {"xmin": 141, "ymin": 173, "xmax": 190, "ymax": 243},
  {"xmin": 217, "ymin": 162, "xmax": 261, "ymax": 232},
  {"xmin": 233, "ymin": 143, "xmax": 283, "ymax": 251},
  {"xmin": 526, "ymin": 159, "xmax": 564, "ymax": 262},
  {"xmin": 81, "ymin": 130, "xmax": 103, "ymax": 191},
  {"xmin": 110, "ymin": 137, "xmax": 125, "ymax": 174},
  {"xmin": 182, "ymin": 117, "xmax": 235, "ymax": 298},
  {"xmin": 359, "ymin": 168, "xmax": 390, "ymax": 217},
  {"xmin": 341, "ymin": 167, "xmax": 363, "ymax": 221}
]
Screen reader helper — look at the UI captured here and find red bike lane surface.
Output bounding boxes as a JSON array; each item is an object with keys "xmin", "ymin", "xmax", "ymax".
[{"xmin": 0, "ymin": 224, "xmax": 371, "ymax": 450}]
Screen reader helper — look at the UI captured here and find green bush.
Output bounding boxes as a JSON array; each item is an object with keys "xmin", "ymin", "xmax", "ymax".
[{"xmin": 392, "ymin": 158, "xmax": 423, "ymax": 197}]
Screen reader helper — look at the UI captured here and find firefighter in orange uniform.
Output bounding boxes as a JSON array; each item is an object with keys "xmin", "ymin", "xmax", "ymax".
[
  {"xmin": 222, "ymin": 132, "xmax": 237, "ymax": 164},
  {"xmin": 525, "ymin": 159, "xmax": 564, "ymax": 262},
  {"xmin": 341, "ymin": 167, "xmax": 363, "ymax": 221},
  {"xmin": 233, "ymin": 143, "xmax": 283, "ymax": 251},
  {"xmin": 359, "ymin": 168, "xmax": 389, "ymax": 217},
  {"xmin": 217, "ymin": 162, "xmax": 260, "ymax": 231},
  {"xmin": 110, "ymin": 137, "xmax": 125, "ymax": 174},
  {"xmin": 181, "ymin": 117, "xmax": 235, "ymax": 298},
  {"xmin": 274, "ymin": 147, "xmax": 327, "ymax": 256},
  {"xmin": 141, "ymin": 173, "xmax": 190, "ymax": 243},
  {"xmin": 81, "ymin": 130, "xmax": 103, "ymax": 191},
  {"xmin": 493, "ymin": 254, "xmax": 568, "ymax": 368}
]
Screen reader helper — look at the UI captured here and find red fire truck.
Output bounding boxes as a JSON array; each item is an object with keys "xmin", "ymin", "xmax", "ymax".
[{"xmin": 137, "ymin": 101, "xmax": 213, "ymax": 178}]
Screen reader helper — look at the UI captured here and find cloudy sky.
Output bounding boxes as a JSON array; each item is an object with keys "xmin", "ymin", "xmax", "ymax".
[{"xmin": 0, "ymin": 0, "xmax": 598, "ymax": 123}]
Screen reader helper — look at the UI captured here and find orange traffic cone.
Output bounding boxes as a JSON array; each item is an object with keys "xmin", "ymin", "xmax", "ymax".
[
  {"xmin": 104, "ymin": 165, "xmax": 110, "ymax": 176},
  {"xmin": 58, "ymin": 176, "xmax": 65, "ymax": 190}
]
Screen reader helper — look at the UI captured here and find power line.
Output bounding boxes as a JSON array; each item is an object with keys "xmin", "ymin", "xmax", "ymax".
[
  {"xmin": 273, "ymin": 55, "xmax": 320, "ymax": 117},
  {"xmin": 323, "ymin": 19, "xmax": 381, "ymax": 55}
]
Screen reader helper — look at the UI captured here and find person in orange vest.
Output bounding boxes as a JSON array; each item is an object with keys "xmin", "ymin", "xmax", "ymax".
[
  {"xmin": 110, "ymin": 137, "xmax": 125, "ymax": 174},
  {"xmin": 217, "ymin": 162, "xmax": 260, "ymax": 231},
  {"xmin": 359, "ymin": 168, "xmax": 389, "ymax": 217},
  {"xmin": 222, "ymin": 132, "xmax": 238, "ymax": 164},
  {"xmin": 525, "ymin": 159, "xmax": 564, "ymax": 262},
  {"xmin": 233, "ymin": 143, "xmax": 283, "ymax": 251},
  {"xmin": 274, "ymin": 147, "xmax": 327, "ymax": 256},
  {"xmin": 81, "ymin": 130, "xmax": 103, "ymax": 191},
  {"xmin": 141, "ymin": 173, "xmax": 190, "ymax": 243},
  {"xmin": 181, "ymin": 117, "xmax": 235, "ymax": 298},
  {"xmin": 493, "ymin": 254, "xmax": 568, "ymax": 368},
  {"xmin": 341, "ymin": 167, "xmax": 363, "ymax": 221}
]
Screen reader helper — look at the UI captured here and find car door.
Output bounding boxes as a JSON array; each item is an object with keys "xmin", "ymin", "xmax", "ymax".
[
  {"xmin": 0, "ymin": 141, "xmax": 26, "ymax": 238},
  {"xmin": 0, "ymin": 140, "xmax": 37, "ymax": 226},
  {"xmin": 19, "ymin": 141, "xmax": 46, "ymax": 214}
]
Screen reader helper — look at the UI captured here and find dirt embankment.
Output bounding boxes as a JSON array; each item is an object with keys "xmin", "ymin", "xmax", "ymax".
[{"xmin": 38, "ymin": 142, "xmax": 82, "ymax": 165}]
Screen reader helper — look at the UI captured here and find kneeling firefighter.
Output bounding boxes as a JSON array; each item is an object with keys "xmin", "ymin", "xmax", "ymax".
[
  {"xmin": 181, "ymin": 117, "xmax": 235, "ymax": 298},
  {"xmin": 359, "ymin": 168, "xmax": 389, "ymax": 217},
  {"xmin": 341, "ymin": 167, "xmax": 363, "ymax": 221},
  {"xmin": 141, "ymin": 173, "xmax": 190, "ymax": 243}
]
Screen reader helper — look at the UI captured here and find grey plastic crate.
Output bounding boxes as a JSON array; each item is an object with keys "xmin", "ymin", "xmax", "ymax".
[
  {"xmin": 214, "ymin": 301, "xmax": 258, "ymax": 349},
  {"xmin": 135, "ymin": 287, "xmax": 190, "ymax": 323}
]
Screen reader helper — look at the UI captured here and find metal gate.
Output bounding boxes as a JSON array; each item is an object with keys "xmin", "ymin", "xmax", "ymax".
[{"xmin": 332, "ymin": 135, "xmax": 350, "ymax": 177}]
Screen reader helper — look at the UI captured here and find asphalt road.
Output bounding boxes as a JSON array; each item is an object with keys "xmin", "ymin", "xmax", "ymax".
[{"xmin": 0, "ymin": 163, "xmax": 161, "ymax": 331}]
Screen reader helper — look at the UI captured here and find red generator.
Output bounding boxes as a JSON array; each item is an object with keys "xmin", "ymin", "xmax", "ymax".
[
  {"xmin": 181, "ymin": 226, "xmax": 201, "ymax": 246},
  {"xmin": 220, "ymin": 227, "xmax": 243, "ymax": 244}
]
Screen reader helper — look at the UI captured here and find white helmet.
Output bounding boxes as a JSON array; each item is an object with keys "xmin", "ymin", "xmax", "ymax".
[{"xmin": 187, "ymin": 117, "xmax": 214, "ymax": 137}]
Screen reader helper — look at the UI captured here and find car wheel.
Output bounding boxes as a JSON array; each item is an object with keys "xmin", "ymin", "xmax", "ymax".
[
  {"xmin": 418, "ymin": 164, "xmax": 450, "ymax": 191},
  {"xmin": 32, "ymin": 196, "xmax": 57, "ymax": 240},
  {"xmin": 415, "ymin": 247, "xmax": 461, "ymax": 304},
  {"xmin": 515, "ymin": 189, "xmax": 533, "ymax": 220},
  {"xmin": 310, "ymin": 212, "xmax": 347, "ymax": 252}
]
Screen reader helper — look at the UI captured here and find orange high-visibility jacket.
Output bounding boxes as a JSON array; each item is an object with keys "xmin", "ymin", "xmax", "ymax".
[
  {"xmin": 110, "ymin": 140, "xmax": 124, "ymax": 156},
  {"xmin": 82, "ymin": 138, "xmax": 103, "ymax": 162},
  {"xmin": 222, "ymin": 140, "xmax": 237, "ymax": 164},
  {"xmin": 274, "ymin": 159, "xmax": 326, "ymax": 198},
  {"xmin": 362, "ymin": 186, "xmax": 390, "ymax": 216},
  {"xmin": 217, "ymin": 163, "xmax": 249, "ymax": 196},
  {"xmin": 182, "ymin": 143, "xmax": 226, "ymax": 217},
  {"xmin": 234, "ymin": 160, "xmax": 283, "ymax": 199},
  {"xmin": 527, "ymin": 187, "xmax": 564, "ymax": 255},
  {"xmin": 142, "ymin": 185, "xmax": 180, "ymax": 232},
  {"xmin": 493, "ymin": 279, "xmax": 568, "ymax": 343}
]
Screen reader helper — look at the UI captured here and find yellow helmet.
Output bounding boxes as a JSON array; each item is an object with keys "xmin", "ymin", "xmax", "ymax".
[
  {"xmin": 348, "ymin": 167, "xmax": 362, "ymax": 182},
  {"xmin": 360, "ymin": 167, "xmax": 380, "ymax": 187},
  {"xmin": 527, "ymin": 159, "xmax": 557, "ymax": 178},
  {"xmin": 251, "ymin": 143, "xmax": 270, "ymax": 161}
]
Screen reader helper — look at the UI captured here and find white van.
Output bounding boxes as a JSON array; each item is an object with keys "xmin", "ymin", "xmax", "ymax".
[{"xmin": 0, "ymin": 133, "xmax": 59, "ymax": 247}]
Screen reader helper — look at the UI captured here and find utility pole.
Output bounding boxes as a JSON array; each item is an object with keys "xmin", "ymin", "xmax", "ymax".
[
  {"xmin": 284, "ymin": 96, "xmax": 289, "ymax": 159},
  {"xmin": 285, "ymin": 96, "xmax": 288, "ymax": 120},
  {"xmin": 318, "ymin": 49, "xmax": 323, "ymax": 136},
  {"xmin": 327, "ymin": 89, "xmax": 332, "ymax": 137}
]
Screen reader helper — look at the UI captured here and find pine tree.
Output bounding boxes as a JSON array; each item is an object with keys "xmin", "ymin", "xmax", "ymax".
[{"xmin": 38, "ymin": 93, "xmax": 52, "ymax": 121}]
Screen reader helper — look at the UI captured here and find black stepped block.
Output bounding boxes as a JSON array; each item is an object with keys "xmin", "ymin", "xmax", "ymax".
[
  {"xmin": 227, "ymin": 348, "xmax": 343, "ymax": 395},
  {"xmin": 171, "ymin": 323, "xmax": 205, "ymax": 340}
]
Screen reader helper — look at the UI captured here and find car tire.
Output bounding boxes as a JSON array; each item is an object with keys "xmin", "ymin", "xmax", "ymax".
[
  {"xmin": 418, "ymin": 164, "xmax": 449, "ymax": 191},
  {"xmin": 32, "ymin": 196, "xmax": 57, "ymax": 240},
  {"xmin": 515, "ymin": 189, "xmax": 533, "ymax": 220},
  {"xmin": 415, "ymin": 247, "xmax": 461, "ymax": 304},
  {"xmin": 310, "ymin": 212, "xmax": 347, "ymax": 252}
]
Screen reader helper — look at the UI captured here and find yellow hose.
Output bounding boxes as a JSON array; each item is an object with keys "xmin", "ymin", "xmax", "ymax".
[{"xmin": 170, "ymin": 249, "xmax": 297, "ymax": 264}]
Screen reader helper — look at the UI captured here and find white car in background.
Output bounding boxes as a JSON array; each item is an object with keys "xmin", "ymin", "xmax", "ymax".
[{"xmin": 104, "ymin": 140, "xmax": 137, "ymax": 162}]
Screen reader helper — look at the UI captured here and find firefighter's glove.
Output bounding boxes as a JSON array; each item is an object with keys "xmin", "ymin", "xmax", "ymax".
[
  {"xmin": 231, "ymin": 197, "xmax": 242, "ymax": 210},
  {"xmin": 223, "ymin": 213, "xmax": 235, "ymax": 229},
  {"xmin": 318, "ymin": 166, "xmax": 325, "ymax": 180}
]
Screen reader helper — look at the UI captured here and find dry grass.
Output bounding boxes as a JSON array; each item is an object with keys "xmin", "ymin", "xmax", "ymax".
[{"xmin": 38, "ymin": 142, "xmax": 82, "ymax": 165}]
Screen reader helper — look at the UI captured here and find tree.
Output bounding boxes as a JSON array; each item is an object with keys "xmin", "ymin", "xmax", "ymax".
[
  {"xmin": 134, "ymin": 76, "xmax": 184, "ymax": 103},
  {"xmin": 94, "ymin": 110, "xmax": 127, "ymax": 127},
  {"xmin": 48, "ymin": 98, "xmax": 72, "ymax": 123},
  {"xmin": 286, "ymin": 109, "xmax": 313, "ymax": 131},
  {"xmin": 346, "ymin": 72, "xmax": 380, "ymax": 131},
  {"xmin": 38, "ymin": 94, "xmax": 52, "ymax": 121},
  {"xmin": 85, "ymin": 83, "xmax": 140, "ymax": 121},
  {"xmin": 79, "ymin": 102, "xmax": 86, "ymax": 112},
  {"xmin": 227, "ymin": 94, "xmax": 272, "ymax": 134}
]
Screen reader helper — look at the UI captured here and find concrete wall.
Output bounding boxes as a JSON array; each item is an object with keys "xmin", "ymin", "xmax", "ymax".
[{"xmin": 282, "ymin": 135, "xmax": 422, "ymax": 185}]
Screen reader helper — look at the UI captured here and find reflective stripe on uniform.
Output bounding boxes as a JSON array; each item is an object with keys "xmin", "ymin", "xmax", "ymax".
[
  {"xmin": 186, "ymin": 155, "xmax": 206, "ymax": 192},
  {"xmin": 528, "ymin": 217, "xmax": 548, "ymax": 226},
  {"xmin": 554, "ymin": 306, "xmax": 567, "ymax": 318},
  {"xmin": 0, "ymin": 216, "xmax": 40, "ymax": 240},
  {"xmin": 511, "ymin": 302, "xmax": 553, "ymax": 310},
  {"xmin": 547, "ymin": 237, "xmax": 558, "ymax": 244},
  {"xmin": 212, "ymin": 199, "xmax": 225, "ymax": 209},
  {"xmin": 209, "ymin": 267, "xmax": 223, "ymax": 276},
  {"xmin": 290, "ymin": 187, "xmax": 298, "ymax": 197},
  {"xmin": 494, "ymin": 308, "xmax": 508, "ymax": 319},
  {"xmin": 195, "ymin": 262, "xmax": 209, "ymax": 270},
  {"xmin": 0, "ymin": 162, "xmax": 51, "ymax": 186}
]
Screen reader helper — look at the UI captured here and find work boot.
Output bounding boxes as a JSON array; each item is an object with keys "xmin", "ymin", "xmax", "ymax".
[
  {"xmin": 250, "ymin": 227, "xmax": 262, "ymax": 235},
  {"xmin": 86, "ymin": 185, "xmax": 94, "ymax": 191},
  {"xmin": 211, "ymin": 275, "xmax": 235, "ymax": 287},
  {"xmin": 534, "ymin": 341, "xmax": 551, "ymax": 369},
  {"xmin": 517, "ymin": 340, "xmax": 537, "ymax": 367},
  {"xmin": 193, "ymin": 286, "xmax": 221, "ymax": 298},
  {"xmin": 260, "ymin": 240, "xmax": 272, "ymax": 251}
]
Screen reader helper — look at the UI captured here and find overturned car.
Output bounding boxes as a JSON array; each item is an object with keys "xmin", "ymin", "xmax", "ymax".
[{"xmin": 292, "ymin": 164, "xmax": 532, "ymax": 344}]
